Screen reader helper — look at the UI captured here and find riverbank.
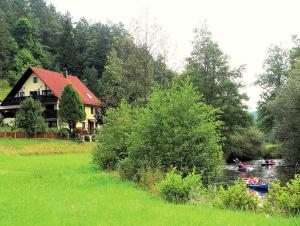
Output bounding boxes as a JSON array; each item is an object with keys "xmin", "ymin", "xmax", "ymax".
[{"xmin": 0, "ymin": 152, "xmax": 299, "ymax": 225}]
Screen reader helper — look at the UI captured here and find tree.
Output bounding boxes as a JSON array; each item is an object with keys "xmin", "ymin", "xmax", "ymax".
[
  {"xmin": 15, "ymin": 98, "xmax": 47, "ymax": 134},
  {"xmin": 57, "ymin": 13, "xmax": 77, "ymax": 73},
  {"xmin": 83, "ymin": 66, "xmax": 99, "ymax": 97},
  {"xmin": 269, "ymin": 69, "xmax": 300, "ymax": 168},
  {"xmin": 256, "ymin": 45, "xmax": 290, "ymax": 133},
  {"xmin": 58, "ymin": 84, "xmax": 85, "ymax": 132},
  {"xmin": 93, "ymin": 100, "xmax": 136, "ymax": 170},
  {"xmin": 127, "ymin": 81, "xmax": 223, "ymax": 184},
  {"xmin": 227, "ymin": 127, "xmax": 265, "ymax": 161},
  {"xmin": 8, "ymin": 48, "xmax": 42, "ymax": 86},
  {"xmin": 184, "ymin": 24, "xmax": 251, "ymax": 156}
]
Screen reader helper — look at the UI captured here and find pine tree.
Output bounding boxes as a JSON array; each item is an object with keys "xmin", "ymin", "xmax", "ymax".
[{"xmin": 58, "ymin": 84, "xmax": 86, "ymax": 132}]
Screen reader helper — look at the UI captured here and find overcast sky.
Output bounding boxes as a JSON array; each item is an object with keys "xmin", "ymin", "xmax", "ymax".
[{"xmin": 47, "ymin": 0, "xmax": 300, "ymax": 111}]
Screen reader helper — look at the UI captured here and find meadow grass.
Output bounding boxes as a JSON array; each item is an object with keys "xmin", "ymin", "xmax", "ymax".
[
  {"xmin": 0, "ymin": 138, "xmax": 96, "ymax": 155},
  {"xmin": 0, "ymin": 152, "xmax": 299, "ymax": 226}
]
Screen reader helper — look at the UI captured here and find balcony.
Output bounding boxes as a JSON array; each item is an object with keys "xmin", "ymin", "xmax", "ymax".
[{"xmin": 1, "ymin": 93, "xmax": 57, "ymax": 106}]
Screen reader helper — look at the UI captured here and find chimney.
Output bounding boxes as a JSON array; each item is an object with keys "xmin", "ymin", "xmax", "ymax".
[{"xmin": 63, "ymin": 68, "xmax": 68, "ymax": 78}]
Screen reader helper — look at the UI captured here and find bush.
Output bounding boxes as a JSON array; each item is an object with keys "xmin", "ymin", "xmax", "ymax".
[
  {"xmin": 84, "ymin": 135, "xmax": 90, "ymax": 142},
  {"xmin": 227, "ymin": 127, "xmax": 265, "ymax": 161},
  {"xmin": 92, "ymin": 101, "xmax": 136, "ymax": 170},
  {"xmin": 91, "ymin": 134, "xmax": 96, "ymax": 142},
  {"xmin": 117, "ymin": 157, "xmax": 139, "ymax": 181},
  {"xmin": 15, "ymin": 98, "xmax": 47, "ymax": 134},
  {"xmin": 217, "ymin": 180, "xmax": 261, "ymax": 211},
  {"xmin": 138, "ymin": 167, "xmax": 165, "ymax": 193},
  {"xmin": 59, "ymin": 128, "xmax": 69, "ymax": 138},
  {"xmin": 158, "ymin": 169, "xmax": 204, "ymax": 204},
  {"xmin": 127, "ymin": 82, "xmax": 223, "ymax": 184},
  {"xmin": 0, "ymin": 112, "xmax": 4, "ymax": 127},
  {"xmin": 264, "ymin": 175, "xmax": 300, "ymax": 216}
]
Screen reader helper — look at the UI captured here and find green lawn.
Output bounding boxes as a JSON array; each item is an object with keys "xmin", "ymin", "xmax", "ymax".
[{"xmin": 0, "ymin": 149, "xmax": 299, "ymax": 225}]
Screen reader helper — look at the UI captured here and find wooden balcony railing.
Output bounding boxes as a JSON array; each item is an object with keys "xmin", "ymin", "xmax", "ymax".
[{"xmin": 2, "ymin": 94, "xmax": 57, "ymax": 106}]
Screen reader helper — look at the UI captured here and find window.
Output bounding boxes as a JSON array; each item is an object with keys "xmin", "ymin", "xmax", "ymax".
[
  {"xmin": 30, "ymin": 91, "xmax": 38, "ymax": 96},
  {"xmin": 82, "ymin": 121, "xmax": 86, "ymax": 129},
  {"xmin": 33, "ymin": 77, "xmax": 38, "ymax": 83},
  {"xmin": 19, "ymin": 91, "xmax": 25, "ymax": 97},
  {"xmin": 91, "ymin": 107, "xmax": 94, "ymax": 114}
]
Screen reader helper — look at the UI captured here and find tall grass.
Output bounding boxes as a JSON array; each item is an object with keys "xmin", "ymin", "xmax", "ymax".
[
  {"xmin": 0, "ymin": 153, "xmax": 299, "ymax": 225},
  {"xmin": 0, "ymin": 138, "xmax": 96, "ymax": 155}
]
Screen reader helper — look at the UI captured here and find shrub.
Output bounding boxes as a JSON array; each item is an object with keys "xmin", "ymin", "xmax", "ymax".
[
  {"xmin": 59, "ymin": 128, "xmax": 69, "ymax": 138},
  {"xmin": 127, "ymin": 81, "xmax": 223, "ymax": 184},
  {"xmin": 117, "ymin": 157, "xmax": 139, "ymax": 181},
  {"xmin": 217, "ymin": 180, "xmax": 261, "ymax": 211},
  {"xmin": 15, "ymin": 98, "xmax": 47, "ymax": 134},
  {"xmin": 138, "ymin": 167, "xmax": 165, "ymax": 193},
  {"xmin": 92, "ymin": 101, "xmax": 136, "ymax": 170},
  {"xmin": 0, "ymin": 112, "xmax": 4, "ymax": 127},
  {"xmin": 226, "ymin": 127, "xmax": 265, "ymax": 161},
  {"xmin": 91, "ymin": 134, "xmax": 96, "ymax": 142},
  {"xmin": 158, "ymin": 169, "xmax": 204, "ymax": 204},
  {"xmin": 84, "ymin": 135, "xmax": 90, "ymax": 142},
  {"xmin": 264, "ymin": 175, "xmax": 300, "ymax": 216}
]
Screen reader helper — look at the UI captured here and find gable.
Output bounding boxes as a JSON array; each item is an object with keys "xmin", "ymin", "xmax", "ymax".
[{"xmin": 15, "ymin": 73, "xmax": 48, "ymax": 97}]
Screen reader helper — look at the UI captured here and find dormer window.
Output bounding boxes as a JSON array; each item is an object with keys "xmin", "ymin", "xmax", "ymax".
[{"xmin": 33, "ymin": 77, "xmax": 38, "ymax": 83}]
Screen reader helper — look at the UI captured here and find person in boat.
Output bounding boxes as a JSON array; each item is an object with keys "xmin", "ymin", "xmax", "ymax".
[
  {"xmin": 238, "ymin": 161, "xmax": 246, "ymax": 169},
  {"xmin": 247, "ymin": 174, "xmax": 258, "ymax": 184},
  {"xmin": 265, "ymin": 159, "xmax": 275, "ymax": 164}
]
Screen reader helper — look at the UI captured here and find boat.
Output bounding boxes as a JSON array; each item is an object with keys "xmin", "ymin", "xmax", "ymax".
[
  {"xmin": 238, "ymin": 167, "xmax": 247, "ymax": 172},
  {"xmin": 247, "ymin": 183, "xmax": 269, "ymax": 191},
  {"xmin": 261, "ymin": 162, "xmax": 275, "ymax": 166}
]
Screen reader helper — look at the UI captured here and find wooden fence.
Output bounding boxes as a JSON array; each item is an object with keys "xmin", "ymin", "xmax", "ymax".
[{"xmin": 0, "ymin": 132, "xmax": 60, "ymax": 139}]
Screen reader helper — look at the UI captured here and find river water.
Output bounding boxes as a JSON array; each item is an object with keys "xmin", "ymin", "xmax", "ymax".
[{"xmin": 220, "ymin": 159, "xmax": 296, "ymax": 186}]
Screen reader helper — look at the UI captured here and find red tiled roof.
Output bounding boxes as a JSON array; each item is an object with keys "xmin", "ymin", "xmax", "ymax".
[{"xmin": 30, "ymin": 67, "xmax": 100, "ymax": 106}]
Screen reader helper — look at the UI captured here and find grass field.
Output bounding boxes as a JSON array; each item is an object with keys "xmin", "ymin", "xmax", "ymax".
[
  {"xmin": 0, "ymin": 141, "xmax": 299, "ymax": 226},
  {"xmin": 0, "ymin": 138, "xmax": 96, "ymax": 155}
]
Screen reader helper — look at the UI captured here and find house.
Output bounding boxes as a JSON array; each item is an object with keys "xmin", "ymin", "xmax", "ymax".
[{"xmin": 0, "ymin": 67, "xmax": 100, "ymax": 132}]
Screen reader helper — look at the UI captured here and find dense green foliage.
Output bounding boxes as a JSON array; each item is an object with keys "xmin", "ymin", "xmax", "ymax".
[
  {"xmin": 265, "ymin": 175, "xmax": 300, "ymax": 216},
  {"xmin": 58, "ymin": 84, "xmax": 85, "ymax": 131},
  {"xmin": 227, "ymin": 127, "xmax": 265, "ymax": 161},
  {"xmin": 93, "ymin": 101, "xmax": 136, "ymax": 170},
  {"xmin": 15, "ymin": 98, "xmax": 47, "ymax": 134},
  {"xmin": 184, "ymin": 25, "xmax": 252, "ymax": 158},
  {"xmin": 158, "ymin": 169, "xmax": 204, "ymax": 204},
  {"xmin": 93, "ymin": 82, "xmax": 223, "ymax": 184},
  {"xmin": 256, "ymin": 46, "xmax": 289, "ymax": 134},
  {"xmin": 127, "ymin": 82, "xmax": 223, "ymax": 184},
  {"xmin": 217, "ymin": 181, "xmax": 261, "ymax": 211},
  {"xmin": 269, "ymin": 73, "xmax": 300, "ymax": 167}
]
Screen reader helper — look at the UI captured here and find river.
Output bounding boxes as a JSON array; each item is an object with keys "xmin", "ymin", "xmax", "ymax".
[{"xmin": 220, "ymin": 159, "xmax": 296, "ymax": 186}]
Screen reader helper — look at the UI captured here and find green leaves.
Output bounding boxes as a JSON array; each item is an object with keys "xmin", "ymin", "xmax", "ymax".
[
  {"xmin": 15, "ymin": 98, "xmax": 47, "ymax": 134},
  {"xmin": 58, "ymin": 84, "xmax": 85, "ymax": 131},
  {"xmin": 185, "ymin": 25, "xmax": 251, "ymax": 158}
]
